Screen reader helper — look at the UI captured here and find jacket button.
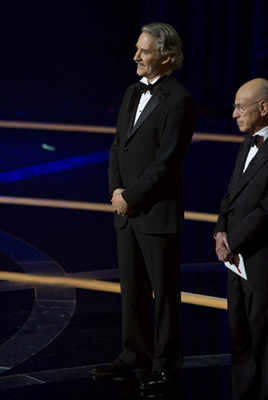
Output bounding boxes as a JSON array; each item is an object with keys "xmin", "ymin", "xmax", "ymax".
[{"xmin": 124, "ymin": 147, "xmax": 129, "ymax": 151}]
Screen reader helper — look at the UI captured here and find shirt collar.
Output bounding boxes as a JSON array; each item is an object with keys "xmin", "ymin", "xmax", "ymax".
[
  {"xmin": 140, "ymin": 70, "xmax": 172, "ymax": 86},
  {"xmin": 254, "ymin": 126, "xmax": 268, "ymax": 142}
]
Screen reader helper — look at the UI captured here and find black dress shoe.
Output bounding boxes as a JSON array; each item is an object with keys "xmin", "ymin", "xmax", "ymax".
[
  {"xmin": 91, "ymin": 358, "xmax": 133, "ymax": 376},
  {"xmin": 139, "ymin": 371, "xmax": 173, "ymax": 390}
]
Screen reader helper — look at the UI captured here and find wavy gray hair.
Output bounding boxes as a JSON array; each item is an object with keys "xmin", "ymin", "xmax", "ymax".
[{"xmin": 141, "ymin": 22, "xmax": 184, "ymax": 70}]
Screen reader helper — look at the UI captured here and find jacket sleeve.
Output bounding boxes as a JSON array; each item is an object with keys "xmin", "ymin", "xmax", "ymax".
[
  {"xmin": 214, "ymin": 192, "xmax": 230, "ymax": 235},
  {"xmin": 108, "ymin": 87, "xmax": 131, "ymax": 195},
  {"xmin": 108, "ymin": 134, "xmax": 123, "ymax": 195},
  {"xmin": 213, "ymin": 167, "xmax": 237, "ymax": 236}
]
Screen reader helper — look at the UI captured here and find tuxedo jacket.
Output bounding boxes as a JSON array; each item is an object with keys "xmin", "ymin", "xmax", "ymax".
[
  {"xmin": 108, "ymin": 74, "xmax": 196, "ymax": 235},
  {"xmin": 215, "ymin": 134, "xmax": 268, "ymax": 290}
]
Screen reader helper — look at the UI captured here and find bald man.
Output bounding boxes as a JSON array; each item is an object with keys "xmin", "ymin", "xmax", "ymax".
[{"xmin": 215, "ymin": 78, "xmax": 268, "ymax": 400}]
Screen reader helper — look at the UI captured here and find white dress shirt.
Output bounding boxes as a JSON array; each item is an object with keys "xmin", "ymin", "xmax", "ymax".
[
  {"xmin": 134, "ymin": 71, "xmax": 172, "ymax": 125},
  {"xmin": 243, "ymin": 126, "xmax": 268, "ymax": 172}
]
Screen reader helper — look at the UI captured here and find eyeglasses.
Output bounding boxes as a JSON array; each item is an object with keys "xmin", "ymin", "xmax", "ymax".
[{"xmin": 232, "ymin": 99, "xmax": 267, "ymax": 113}]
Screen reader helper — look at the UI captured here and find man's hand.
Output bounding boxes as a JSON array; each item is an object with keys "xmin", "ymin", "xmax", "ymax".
[
  {"xmin": 215, "ymin": 232, "xmax": 234, "ymax": 262},
  {"xmin": 111, "ymin": 188, "xmax": 131, "ymax": 216}
]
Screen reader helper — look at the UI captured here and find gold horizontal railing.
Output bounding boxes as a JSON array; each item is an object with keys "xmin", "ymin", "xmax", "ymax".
[
  {"xmin": 0, "ymin": 119, "xmax": 243, "ymax": 143},
  {"xmin": 0, "ymin": 120, "xmax": 117, "ymax": 134},
  {"xmin": 0, "ymin": 196, "xmax": 218, "ymax": 223},
  {"xmin": 0, "ymin": 271, "xmax": 227, "ymax": 310}
]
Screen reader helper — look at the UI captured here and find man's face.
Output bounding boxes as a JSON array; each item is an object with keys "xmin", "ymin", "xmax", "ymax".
[
  {"xmin": 133, "ymin": 32, "xmax": 167, "ymax": 82},
  {"xmin": 233, "ymin": 88, "xmax": 263, "ymax": 135}
]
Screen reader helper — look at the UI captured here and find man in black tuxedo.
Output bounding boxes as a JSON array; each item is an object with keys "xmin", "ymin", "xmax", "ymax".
[
  {"xmin": 92, "ymin": 22, "xmax": 196, "ymax": 389},
  {"xmin": 215, "ymin": 78, "xmax": 268, "ymax": 400}
]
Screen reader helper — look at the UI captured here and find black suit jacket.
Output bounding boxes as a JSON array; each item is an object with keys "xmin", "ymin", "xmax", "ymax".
[
  {"xmin": 215, "ymin": 135, "xmax": 268, "ymax": 290},
  {"xmin": 108, "ymin": 74, "xmax": 196, "ymax": 234}
]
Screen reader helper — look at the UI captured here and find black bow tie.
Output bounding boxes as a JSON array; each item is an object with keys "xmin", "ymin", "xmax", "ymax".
[
  {"xmin": 137, "ymin": 75, "xmax": 168, "ymax": 95},
  {"xmin": 138, "ymin": 82, "xmax": 155, "ymax": 94},
  {"xmin": 244, "ymin": 134, "xmax": 262, "ymax": 148}
]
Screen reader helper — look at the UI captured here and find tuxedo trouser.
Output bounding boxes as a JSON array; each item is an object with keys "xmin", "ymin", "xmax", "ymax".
[
  {"xmin": 228, "ymin": 276, "xmax": 268, "ymax": 400},
  {"xmin": 116, "ymin": 220, "xmax": 183, "ymax": 372}
]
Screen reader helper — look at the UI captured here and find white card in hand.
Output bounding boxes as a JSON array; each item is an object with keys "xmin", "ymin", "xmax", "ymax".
[{"xmin": 225, "ymin": 254, "xmax": 247, "ymax": 280}]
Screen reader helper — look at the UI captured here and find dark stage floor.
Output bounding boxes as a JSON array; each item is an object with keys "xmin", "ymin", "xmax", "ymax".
[
  {"xmin": 0, "ymin": 124, "xmax": 238, "ymax": 399},
  {"xmin": 0, "ymin": 230, "xmax": 232, "ymax": 400}
]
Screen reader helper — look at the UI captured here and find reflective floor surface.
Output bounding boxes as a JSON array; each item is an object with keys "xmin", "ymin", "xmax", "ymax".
[{"xmin": 0, "ymin": 230, "xmax": 232, "ymax": 399}]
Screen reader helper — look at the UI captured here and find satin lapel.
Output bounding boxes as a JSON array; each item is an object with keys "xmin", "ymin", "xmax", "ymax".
[
  {"xmin": 125, "ymin": 78, "xmax": 174, "ymax": 142},
  {"xmin": 128, "ymin": 92, "xmax": 165, "ymax": 137},
  {"xmin": 230, "ymin": 140, "xmax": 250, "ymax": 193},
  {"xmin": 230, "ymin": 140, "xmax": 268, "ymax": 202},
  {"xmin": 125, "ymin": 86, "xmax": 141, "ymax": 138}
]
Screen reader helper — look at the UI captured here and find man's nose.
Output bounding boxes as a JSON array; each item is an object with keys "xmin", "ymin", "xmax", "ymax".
[
  {"xmin": 134, "ymin": 50, "xmax": 141, "ymax": 61},
  {"xmin": 232, "ymin": 108, "xmax": 239, "ymax": 118}
]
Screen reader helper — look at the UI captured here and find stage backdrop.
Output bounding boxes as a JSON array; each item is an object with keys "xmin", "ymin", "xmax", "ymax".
[
  {"xmin": 0, "ymin": 0, "xmax": 268, "ymax": 268},
  {"xmin": 0, "ymin": 0, "xmax": 268, "ymax": 126}
]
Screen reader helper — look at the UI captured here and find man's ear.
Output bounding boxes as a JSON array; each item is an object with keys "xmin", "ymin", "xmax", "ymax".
[
  {"xmin": 162, "ymin": 55, "xmax": 171, "ymax": 65},
  {"xmin": 260, "ymin": 100, "xmax": 268, "ymax": 116}
]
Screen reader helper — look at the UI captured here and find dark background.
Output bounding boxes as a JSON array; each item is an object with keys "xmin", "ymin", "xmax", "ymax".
[
  {"xmin": 0, "ymin": 0, "xmax": 268, "ymax": 271},
  {"xmin": 1, "ymin": 0, "xmax": 268, "ymax": 126},
  {"xmin": 1, "ymin": 4, "xmax": 265, "ymax": 393}
]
